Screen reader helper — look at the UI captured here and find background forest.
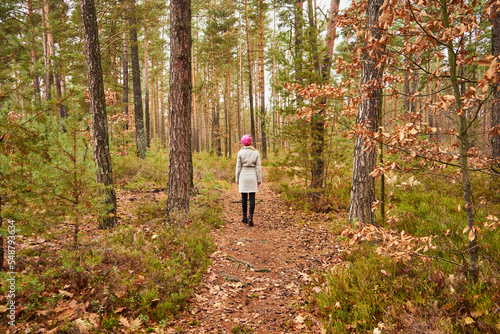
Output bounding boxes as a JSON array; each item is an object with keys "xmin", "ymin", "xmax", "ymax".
[{"xmin": 1, "ymin": 0, "xmax": 500, "ymax": 332}]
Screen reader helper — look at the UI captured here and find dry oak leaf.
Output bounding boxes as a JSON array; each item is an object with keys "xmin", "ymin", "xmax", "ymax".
[{"xmin": 75, "ymin": 318, "xmax": 92, "ymax": 334}]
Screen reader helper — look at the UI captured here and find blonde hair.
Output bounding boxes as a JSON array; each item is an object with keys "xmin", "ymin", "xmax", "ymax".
[{"xmin": 241, "ymin": 145, "xmax": 256, "ymax": 150}]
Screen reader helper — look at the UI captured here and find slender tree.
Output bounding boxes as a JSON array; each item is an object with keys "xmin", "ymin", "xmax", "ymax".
[
  {"xmin": 122, "ymin": 13, "xmax": 129, "ymax": 127},
  {"xmin": 144, "ymin": 24, "xmax": 151, "ymax": 148},
  {"xmin": 491, "ymin": 2, "xmax": 500, "ymax": 164},
  {"xmin": 245, "ymin": 0, "xmax": 256, "ymax": 141},
  {"xmin": 80, "ymin": 0, "xmax": 117, "ymax": 229},
  {"xmin": 349, "ymin": 0, "xmax": 385, "ymax": 225},
  {"xmin": 166, "ymin": 0, "xmax": 193, "ymax": 217},
  {"xmin": 129, "ymin": 0, "xmax": 147, "ymax": 159},
  {"xmin": 28, "ymin": 0, "xmax": 41, "ymax": 105},
  {"xmin": 310, "ymin": 0, "xmax": 340, "ymax": 189},
  {"xmin": 259, "ymin": 0, "xmax": 267, "ymax": 158}
]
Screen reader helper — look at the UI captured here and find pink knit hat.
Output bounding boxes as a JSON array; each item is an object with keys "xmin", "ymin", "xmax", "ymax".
[{"xmin": 241, "ymin": 134, "xmax": 252, "ymax": 146}]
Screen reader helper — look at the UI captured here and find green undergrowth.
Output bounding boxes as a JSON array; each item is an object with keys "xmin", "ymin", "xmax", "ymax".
[
  {"xmin": 113, "ymin": 147, "xmax": 170, "ymax": 190},
  {"xmin": 312, "ymin": 245, "xmax": 500, "ymax": 333},
  {"xmin": 0, "ymin": 151, "xmax": 230, "ymax": 333},
  {"xmin": 268, "ymin": 136, "xmax": 352, "ymax": 213},
  {"xmin": 312, "ymin": 170, "xmax": 500, "ymax": 332},
  {"xmin": 268, "ymin": 137, "xmax": 500, "ymax": 332}
]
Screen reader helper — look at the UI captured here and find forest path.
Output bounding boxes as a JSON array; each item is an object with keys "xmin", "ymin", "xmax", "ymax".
[{"xmin": 175, "ymin": 168, "xmax": 343, "ymax": 333}]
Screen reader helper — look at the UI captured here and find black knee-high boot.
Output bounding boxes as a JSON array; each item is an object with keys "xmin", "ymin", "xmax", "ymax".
[
  {"xmin": 248, "ymin": 193, "xmax": 255, "ymax": 227},
  {"xmin": 242, "ymin": 193, "xmax": 248, "ymax": 224}
]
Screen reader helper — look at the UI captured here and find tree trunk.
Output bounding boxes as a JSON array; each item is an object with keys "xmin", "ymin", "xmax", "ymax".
[
  {"xmin": 295, "ymin": 0, "xmax": 304, "ymax": 86},
  {"xmin": 48, "ymin": 33, "xmax": 67, "ymax": 132},
  {"xmin": 238, "ymin": 20, "xmax": 243, "ymax": 140},
  {"xmin": 144, "ymin": 25, "xmax": 151, "ymax": 148},
  {"xmin": 349, "ymin": 0, "xmax": 385, "ymax": 225},
  {"xmin": 166, "ymin": 0, "xmax": 193, "ymax": 218},
  {"xmin": 491, "ymin": 3, "xmax": 500, "ymax": 164},
  {"xmin": 245, "ymin": 0, "xmax": 256, "ymax": 141},
  {"xmin": 224, "ymin": 67, "xmax": 230, "ymax": 158},
  {"xmin": 28, "ymin": 0, "xmax": 41, "ymax": 105},
  {"xmin": 122, "ymin": 14, "xmax": 129, "ymax": 127},
  {"xmin": 129, "ymin": 0, "xmax": 147, "ymax": 159},
  {"xmin": 215, "ymin": 75, "xmax": 222, "ymax": 156},
  {"xmin": 310, "ymin": 0, "xmax": 339, "ymax": 189},
  {"xmin": 161, "ymin": 37, "xmax": 166, "ymax": 149},
  {"xmin": 42, "ymin": 0, "xmax": 51, "ymax": 101},
  {"xmin": 441, "ymin": 0, "xmax": 478, "ymax": 284},
  {"xmin": 80, "ymin": 0, "xmax": 117, "ymax": 229},
  {"xmin": 259, "ymin": 0, "xmax": 267, "ymax": 159}
]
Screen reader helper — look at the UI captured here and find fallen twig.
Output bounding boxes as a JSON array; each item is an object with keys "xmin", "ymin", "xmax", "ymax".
[
  {"xmin": 217, "ymin": 270, "xmax": 241, "ymax": 282},
  {"xmin": 226, "ymin": 255, "xmax": 254, "ymax": 268}
]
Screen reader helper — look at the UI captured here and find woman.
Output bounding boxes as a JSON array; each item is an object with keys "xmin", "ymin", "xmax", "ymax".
[{"xmin": 235, "ymin": 134, "xmax": 262, "ymax": 227}]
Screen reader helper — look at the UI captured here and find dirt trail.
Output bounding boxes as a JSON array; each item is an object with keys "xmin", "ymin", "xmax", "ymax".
[{"xmin": 175, "ymin": 170, "xmax": 343, "ymax": 333}]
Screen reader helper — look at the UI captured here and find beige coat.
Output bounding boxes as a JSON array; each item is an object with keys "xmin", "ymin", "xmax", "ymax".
[{"xmin": 235, "ymin": 146, "xmax": 262, "ymax": 193}]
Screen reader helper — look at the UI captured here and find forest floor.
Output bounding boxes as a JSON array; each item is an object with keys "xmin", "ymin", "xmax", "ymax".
[{"xmin": 172, "ymin": 170, "xmax": 344, "ymax": 333}]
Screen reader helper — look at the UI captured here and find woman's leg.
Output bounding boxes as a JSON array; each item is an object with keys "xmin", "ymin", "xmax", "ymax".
[
  {"xmin": 249, "ymin": 193, "xmax": 256, "ymax": 216},
  {"xmin": 248, "ymin": 192, "xmax": 255, "ymax": 226},
  {"xmin": 241, "ymin": 193, "xmax": 248, "ymax": 223}
]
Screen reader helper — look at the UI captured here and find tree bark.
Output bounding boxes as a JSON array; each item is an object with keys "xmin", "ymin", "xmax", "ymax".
[
  {"xmin": 80, "ymin": 0, "xmax": 117, "ymax": 229},
  {"xmin": 122, "ymin": 14, "xmax": 129, "ymax": 127},
  {"xmin": 259, "ymin": 0, "xmax": 267, "ymax": 159},
  {"xmin": 309, "ymin": 0, "xmax": 339, "ymax": 189},
  {"xmin": 42, "ymin": 0, "xmax": 51, "ymax": 102},
  {"xmin": 129, "ymin": 0, "xmax": 147, "ymax": 159},
  {"xmin": 28, "ymin": 0, "xmax": 41, "ymax": 105},
  {"xmin": 161, "ymin": 35, "xmax": 167, "ymax": 149},
  {"xmin": 144, "ymin": 25, "xmax": 151, "ymax": 148},
  {"xmin": 349, "ymin": 0, "xmax": 385, "ymax": 225},
  {"xmin": 166, "ymin": 0, "xmax": 193, "ymax": 218},
  {"xmin": 245, "ymin": 0, "xmax": 256, "ymax": 141},
  {"xmin": 441, "ymin": 0, "xmax": 478, "ymax": 284},
  {"xmin": 492, "ymin": 3, "xmax": 500, "ymax": 164}
]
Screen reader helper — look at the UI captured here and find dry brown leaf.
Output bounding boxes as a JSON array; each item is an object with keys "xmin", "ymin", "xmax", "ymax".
[
  {"xmin": 468, "ymin": 229, "xmax": 475, "ymax": 242},
  {"xmin": 59, "ymin": 289, "xmax": 74, "ymax": 298},
  {"xmin": 119, "ymin": 316, "xmax": 130, "ymax": 328},
  {"xmin": 75, "ymin": 318, "xmax": 91, "ymax": 334}
]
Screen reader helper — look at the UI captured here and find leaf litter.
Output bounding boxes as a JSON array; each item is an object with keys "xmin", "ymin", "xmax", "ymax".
[{"xmin": 171, "ymin": 173, "xmax": 344, "ymax": 333}]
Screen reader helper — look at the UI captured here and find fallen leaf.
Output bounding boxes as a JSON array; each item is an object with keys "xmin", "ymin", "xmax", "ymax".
[
  {"xmin": 59, "ymin": 289, "xmax": 74, "ymax": 298},
  {"xmin": 58, "ymin": 307, "xmax": 75, "ymax": 321},
  {"xmin": 75, "ymin": 318, "xmax": 91, "ymax": 334},
  {"xmin": 119, "ymin": 316, "xmax": 130, "ymax": 328},
  {"xmin": 130, "ymin": 317, "xmax": 143, "ymax": 329},
  {"xmin": 464, "ymin": 317, "xmax": 475, "ymax": 325},
  {"xmin": 471, "ymin": 310, "xmax": 484, "ymax": 318},
  {"xmin": 136, "ymin": 275, "xmax": 145, "ymax": 284},
  {"xmin": 295, "ymin": 314, "xmax": 305, "ymax": 324},
  {"xmin": 36, "ymin": 309, "xmax": 51, "ymax": 316}
]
